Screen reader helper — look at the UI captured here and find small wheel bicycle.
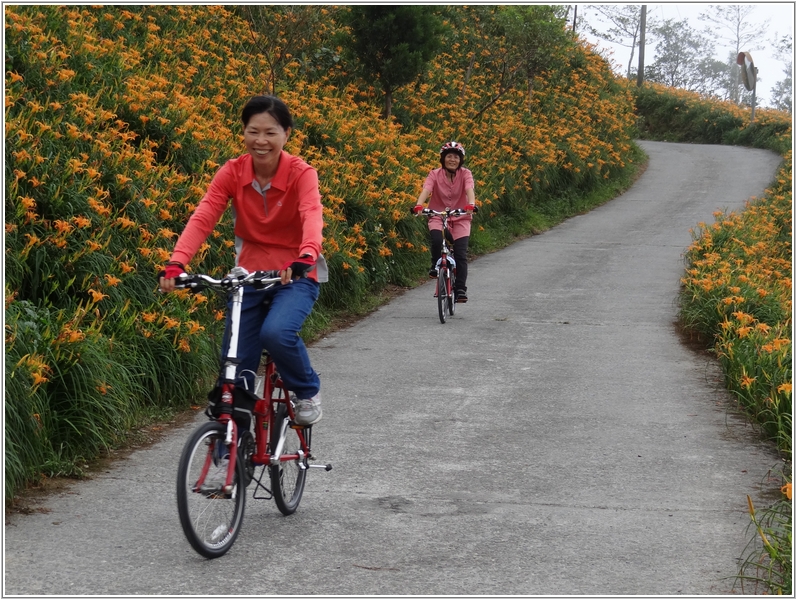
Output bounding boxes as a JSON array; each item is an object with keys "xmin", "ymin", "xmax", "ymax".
[
  {"xmin": 421, "ymin": 207, "xmax": 470, "ymax": 324},
  {"xmin": 171, "ymin": 268, "xmax": 331, "ymax": 559}
]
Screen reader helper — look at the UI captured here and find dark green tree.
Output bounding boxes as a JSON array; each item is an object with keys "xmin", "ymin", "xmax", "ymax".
[
  {"xmin": 467, "ymin": 5, "xmax": 572, "ymax": 118},
  {"xmin": 236, "ymin": 5, "xmax": 334, "ymax": 95},
  {"xmin": 497, "ymin": 5, "xmax": 571, "ymax": 113},
  {"xmin": 341, "ymin": 6, "xmax": 445, "ymax": 119}
]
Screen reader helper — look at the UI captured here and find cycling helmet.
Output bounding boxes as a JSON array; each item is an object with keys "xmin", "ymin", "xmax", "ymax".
[
  {"xmin": 439, "ymin": 141, "xmax": 465, "ymax": 169},
  {"xmin": 439, "ymin": 141, "xmax": 465, "ymax": 157}
]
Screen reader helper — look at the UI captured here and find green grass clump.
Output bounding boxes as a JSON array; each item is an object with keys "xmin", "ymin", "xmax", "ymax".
[{"xmin": 736, "ymin": 487, "xmax": 792, "ymax": 595}]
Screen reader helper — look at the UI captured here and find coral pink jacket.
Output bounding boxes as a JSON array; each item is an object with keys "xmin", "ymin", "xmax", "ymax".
[{"xmin": 171, "ymin": 151, "xmax": 325, "ymax": 281}]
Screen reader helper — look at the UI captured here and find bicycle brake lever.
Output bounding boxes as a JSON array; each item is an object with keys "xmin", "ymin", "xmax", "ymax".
[
  {"xmin": 251, "ymin": 271, "xmax": 281, "ymax": 289},
  {"xmin": 188, "ymin": 281, "xmax": 208, "ymax": 293}
]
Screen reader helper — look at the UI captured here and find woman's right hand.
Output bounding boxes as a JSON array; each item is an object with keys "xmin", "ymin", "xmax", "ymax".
[{"xmin": 158, "ymin": 262, "xmax": 186, "ymax": 293}]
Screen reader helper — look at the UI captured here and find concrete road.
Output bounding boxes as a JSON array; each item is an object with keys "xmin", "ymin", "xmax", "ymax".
[{"xmin": 4, "ymin": 141, "xmax": 785, "ymax": 596}]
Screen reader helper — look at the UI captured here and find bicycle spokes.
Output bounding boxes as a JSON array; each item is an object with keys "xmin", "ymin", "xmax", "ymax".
[{"xmin": 177, "ymin": 423, "xmax": 246, "ymax": 558}]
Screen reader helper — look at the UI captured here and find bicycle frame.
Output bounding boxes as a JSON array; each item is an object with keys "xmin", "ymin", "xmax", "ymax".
[{"xmin": 251, "ymin": 356, "xmax": 311, "ymax": 468}]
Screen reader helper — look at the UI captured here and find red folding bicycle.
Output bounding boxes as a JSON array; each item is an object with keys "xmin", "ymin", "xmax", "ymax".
[{"xmin": 171, "ymin": 268, "xmax": 331, "ymax": 558}]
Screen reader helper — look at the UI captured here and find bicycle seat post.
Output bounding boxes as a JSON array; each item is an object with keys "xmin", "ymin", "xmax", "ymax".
[{"xmin": 254, "ymin": 349, "xmax": 269, "ymax": 398}]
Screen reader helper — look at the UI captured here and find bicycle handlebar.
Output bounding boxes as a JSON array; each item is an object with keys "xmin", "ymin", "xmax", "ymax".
[
  {"xmin": 171, "ymin": 268, "xmax": 282, "ymax": 293},
  {"xmin": 421, "ymin": 207, "xmax": 474, "ymax": 217}
]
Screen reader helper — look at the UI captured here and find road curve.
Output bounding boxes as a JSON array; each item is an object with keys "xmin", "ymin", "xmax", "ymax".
[{"xmin": 4, "ymin": 141, "xmax": 784, "ymax": 595}]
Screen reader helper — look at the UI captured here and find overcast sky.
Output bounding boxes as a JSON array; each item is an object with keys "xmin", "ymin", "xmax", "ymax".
[{"xmin": 577, "ymin": 3, "xmax": 794, "ymax": 108}]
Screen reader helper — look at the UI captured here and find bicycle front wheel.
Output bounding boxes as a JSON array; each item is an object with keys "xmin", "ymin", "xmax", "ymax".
[
  {"xmin": 437, "ymin": 269, "xmax": 448, "ymax": 324},
  {"xmin": 270, "ymin": 402, "xmax": 308, "ymax": 515},
  {"xmin": 176, "ymin": 421, "xmax": 246, "ymax": 558},
  {"xmin": 447, "ymin": 271, "xmax": 456, "ymax": 316}
]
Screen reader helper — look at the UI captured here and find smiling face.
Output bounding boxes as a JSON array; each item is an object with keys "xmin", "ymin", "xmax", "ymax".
[
  {"xmin": 243, "ymin": 111, "xmax": 291, "ymax": 174},
  {"xmin": 443, "ymin": 151, "xmax": 462, "ymax": 171}
]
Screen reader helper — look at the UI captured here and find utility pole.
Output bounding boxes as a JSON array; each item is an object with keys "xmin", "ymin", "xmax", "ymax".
[
  {"xmin": 636, "ymin": 5, "xmax": 647, "ymax": 86},
  {"xmin": 572, "ymin": 4, "xmax": 577, "ymax": 32}
]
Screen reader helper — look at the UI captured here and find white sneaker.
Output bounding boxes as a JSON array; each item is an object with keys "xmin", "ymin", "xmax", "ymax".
[{"xmin": 294, "ymin": 393, "xmax": 322, "ymax": 425}]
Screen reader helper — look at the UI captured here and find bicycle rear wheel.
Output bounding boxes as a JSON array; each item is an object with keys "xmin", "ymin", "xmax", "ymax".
[
  {"xmin": 176, "ymin": 421, "xmax": 246, "ymax": 558},
  {"xmin": 437, "ymin": 269, "xmax": 448, "ymax": 324},
  {"xmin": 270, "ymin": 402, "xmax": 308, "ymax": 515}
]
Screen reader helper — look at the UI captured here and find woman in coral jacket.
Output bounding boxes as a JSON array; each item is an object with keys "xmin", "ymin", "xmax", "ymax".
[{"xmin": 159, "ymin": 95, "xmax": 325, "ymax": 426}]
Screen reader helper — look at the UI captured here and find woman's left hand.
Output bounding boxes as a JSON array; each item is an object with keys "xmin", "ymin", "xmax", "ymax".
[{"xmin": 280, "ymin": 256, "xmax": 315, "ymax": 284}]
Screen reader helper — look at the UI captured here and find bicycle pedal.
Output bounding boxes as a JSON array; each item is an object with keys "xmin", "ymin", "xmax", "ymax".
[
  {"xmin": 198, "ymin": 483, "xmax": 225, "ymax": 495},
  {"xmin": 307, "ymin": 463, "xmax": 332, "ymax": 471}
]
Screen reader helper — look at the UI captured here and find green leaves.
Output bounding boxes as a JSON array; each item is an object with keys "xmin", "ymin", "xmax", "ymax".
[{"xmin": 341, "ymin": 6, "xmax": 445, "ymax": 117}]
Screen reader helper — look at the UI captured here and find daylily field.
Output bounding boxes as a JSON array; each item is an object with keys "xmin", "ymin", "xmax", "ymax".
[{"xmin": 5, "ymin": 5, "xmax": 637, "ymax": 496}]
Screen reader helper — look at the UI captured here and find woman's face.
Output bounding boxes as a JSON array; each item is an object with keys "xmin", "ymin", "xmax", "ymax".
[
  {"xmin": 243, "ymin": 111, "xmax": 291, "ymax": 172},
  {"xmin": 444, "ymin": 152, "xmax": 461, "ymax": 170}
]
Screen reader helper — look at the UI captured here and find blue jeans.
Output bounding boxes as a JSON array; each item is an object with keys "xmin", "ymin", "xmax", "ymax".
[{"xmin": 221, "ymin": 278, "xmax": 320, "ymax": 399}]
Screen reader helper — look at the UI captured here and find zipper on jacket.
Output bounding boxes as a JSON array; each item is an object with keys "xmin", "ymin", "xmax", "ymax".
[{"xmin": 252, "ymin": 179, "xmax": 271, "ymax": 216}]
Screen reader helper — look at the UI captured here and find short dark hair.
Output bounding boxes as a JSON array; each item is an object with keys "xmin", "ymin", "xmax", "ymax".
[{"xmin": 241, "ymin": 95, "xmax": 293, "ymax": 131}]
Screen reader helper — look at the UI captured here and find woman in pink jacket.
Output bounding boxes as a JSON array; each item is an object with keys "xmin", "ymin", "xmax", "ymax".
[{"xmin": 412, "ymin": 141, "xmax": 477, "ymax": 303}]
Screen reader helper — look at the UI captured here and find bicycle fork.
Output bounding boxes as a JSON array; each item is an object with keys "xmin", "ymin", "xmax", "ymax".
[
  {"xmin": 195, "ymin": 417, "xmax": 238, "ymax": 497},
  {"xmin": 434, "ymin": 256, "xmax": 455, "ymax": 297},
  {"xmin": 196, "ymin": 284, "xmax": 246, "ymax": 497}
]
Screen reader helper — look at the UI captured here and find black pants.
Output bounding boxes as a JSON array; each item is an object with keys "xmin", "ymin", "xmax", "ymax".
[{"xmin": 430, "ymin": 230, "xmax": 469, "ymax": 292}]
